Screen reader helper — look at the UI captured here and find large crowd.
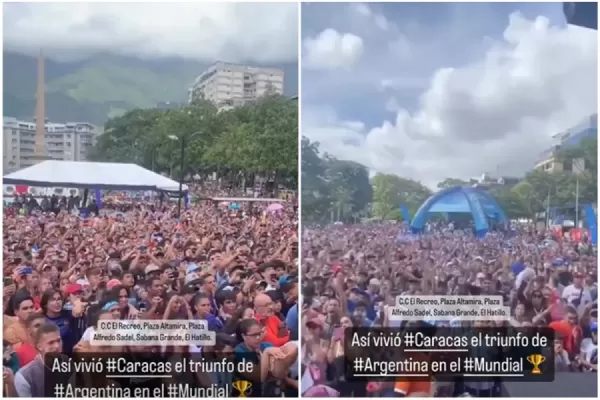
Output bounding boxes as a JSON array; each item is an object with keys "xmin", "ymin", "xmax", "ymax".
[
  {"xmin": 300, "ymin": 222, "xmax": 597, "ymax": 397},
  {"xmin": 3, "ymin": 189, "xmax": 299, "ymax": 397}
]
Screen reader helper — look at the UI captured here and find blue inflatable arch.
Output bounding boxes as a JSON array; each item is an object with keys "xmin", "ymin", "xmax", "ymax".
[{"xmin": 410, "ymin": 186, "xmax": 508, "ymax": 237}]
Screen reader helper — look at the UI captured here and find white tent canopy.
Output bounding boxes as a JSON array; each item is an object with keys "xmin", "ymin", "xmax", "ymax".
[{"xmin": 3, "ymin": 160, "xmax": 189, "ymax": 192}]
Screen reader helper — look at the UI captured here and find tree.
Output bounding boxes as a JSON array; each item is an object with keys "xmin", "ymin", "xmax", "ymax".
[
  {"xmin": 301, "ymin": 137, "xmax": 373, "ymax": 224},
  {"xmin": 88, "ymin": 108, "xmax": 167, "ymax": 168},
  {"xmin": 489, "ymin": 186, "xmax": 530, "ymax": 219},
  {"xmin": 301, "ymin": 137, "xmax": 332, "ymax": 223},
  {"xmin": 437, "ymin": 178, "xmax": 469, "ymax": 189},
  {"xmin": 555, "ymin": 136, "xmax": 597, "ymax": 205},
  {"xmin": 555, "ymin": 136, "xmax": 597, "ymax": 183},
  {"xmin": 325, "ymin": 158, "xmax": 372, "ymax": 221},
  {"xmin": 89, "ymin": 95, "xmax": 297, "ymax": 192},
  {"xmin": 372, "ymin": 174, "xmax": 432, "ymax": 220}
]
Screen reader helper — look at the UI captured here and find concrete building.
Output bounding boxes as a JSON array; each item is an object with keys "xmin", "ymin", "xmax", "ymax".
[
  {"xmin": 188, "ymin": 61, "xmax": 284, "ymax": 110},
  {"xmin": 535, "ymin": 113, "xmax": 597, "ymax": 174},
  {"xmin": 3, "ymin": 117, "xmax": 98, "ymax": 173}
]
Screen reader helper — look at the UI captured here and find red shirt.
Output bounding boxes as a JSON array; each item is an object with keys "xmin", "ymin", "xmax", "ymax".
[
  {"xmin": 550, "ymin": 320, "xmax": 582, "ymax": 355},
  {"xmin": 15, "ymin": 342, "xmax": 37, "ymax": 367},
  {"xmin": 256, "ymin": 313, "xmax": 290, "ymax": 347}
]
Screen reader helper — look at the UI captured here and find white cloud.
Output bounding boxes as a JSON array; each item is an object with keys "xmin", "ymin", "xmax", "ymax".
[
  {"xmin": 303, "ymin": 29, "xmax": 364, "ymax": 70},
  {"xmin": 303, "ymin": 12, "xmax": 597, "ymax": 188},
  {"xmin": 385, "ymin": 97, "xmax": 400, "ymax": 113},
  {"xmin": 350, "ymin": 3, "xmax": 391, "ymax": 32},
  {"xmin": 3, "ymin": 3, "xmax": 298, "ymax": 63},
  {"xmin": 350, "ymin": 3, "xmax": 372, "ymax": 17}
]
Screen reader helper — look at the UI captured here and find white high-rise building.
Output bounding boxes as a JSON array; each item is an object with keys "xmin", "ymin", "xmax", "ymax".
[
  {"xmin": 3, "ymin": 117, "xmax": 99, "ymax": 173},
  {"xmin": 188, "ymin": 61, "xmax": 284, "ymax": 110}
]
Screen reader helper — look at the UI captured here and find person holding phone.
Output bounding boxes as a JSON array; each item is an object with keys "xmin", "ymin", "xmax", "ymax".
[
  {"xmin": 3, "ymin": 182, "xmax": 300, "ymax": 397},
  {"xmin": 40, "ymin": 289, "xmax": 87, "ymax": 356}
]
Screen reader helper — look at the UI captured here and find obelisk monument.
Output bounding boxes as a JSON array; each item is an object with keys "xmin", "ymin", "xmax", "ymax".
[{"xmin": 34, "ymin": 49, "xmax": 46, "ymax": 161}]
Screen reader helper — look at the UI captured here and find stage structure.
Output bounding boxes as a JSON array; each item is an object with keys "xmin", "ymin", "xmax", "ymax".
[{"xmin": 410, "ymin": 186, "xmax": 508, "ymax": 238}]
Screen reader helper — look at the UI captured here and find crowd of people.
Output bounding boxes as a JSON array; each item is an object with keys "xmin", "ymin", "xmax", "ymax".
[
  {"xmin": 300, "ymin": 222, "xmax": 597, "ymax": 397},
  {"xmin": 3, "ymin": 191, "xmax": 299, "ymax": 397}
]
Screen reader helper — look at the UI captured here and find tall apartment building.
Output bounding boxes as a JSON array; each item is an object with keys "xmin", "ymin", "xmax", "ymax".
[
  {"xmin": 188, "ymin": 61, "xmax": 284, "ymax": 110},
  {"xmin": 3, "ymin": 117, "xmax": 99, "ymax": 173},
  {"xmin": 535, "ymin": 114, "xmax": 597, "ymax": 174}
]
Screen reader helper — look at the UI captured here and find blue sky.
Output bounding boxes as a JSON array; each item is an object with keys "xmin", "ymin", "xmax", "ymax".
[{"xmin": 301, "ymin": 2, "xmax": 597, "ymax": 187}]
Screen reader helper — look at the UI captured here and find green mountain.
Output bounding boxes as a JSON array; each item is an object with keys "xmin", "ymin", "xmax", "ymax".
[{"xmin": 3, "ymin": 52, "xmax": 298, "ymax": 125}]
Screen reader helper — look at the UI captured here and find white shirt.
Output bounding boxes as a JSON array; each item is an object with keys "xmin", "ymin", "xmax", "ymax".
[
  {"xmin": 81, "ymin": 326, "xmax": 95, "ymax": 341},
  {"xmin": 562, "ymin": 284, "xmax": 592, "ymax": 312},
  {"xmin": 580, "ymin": 338, "xmax": 598, "ymax": 370}
]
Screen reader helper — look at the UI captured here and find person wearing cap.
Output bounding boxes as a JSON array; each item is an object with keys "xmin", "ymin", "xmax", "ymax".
[
  {"xmin": 181, "ymin": 282, "xmax": 200, "ymax": 305},
  {"xmin": 145, "ymin": 264, "xmax": 161, "ymax": 278},
  {"xmin": 3, "ymin": 176, "xmax": 300, "ymax": 397},
  {"xmin": 347, "ymin": 287, "xmax": 377, "ymax": 324},
  {"xmin": 257, "ymin": 262, "xmax": 279, "ymax": 291},
  {"xmin": 562, "ymin": 271, "xmax": 594, "ymax": 316},
  {"xmin": 62, "ymin": 283, "xmax": 83, "ymax": 312},
  {"xmin": 8, "ymin": 267, "xmax": 41, "ymax": 311}
]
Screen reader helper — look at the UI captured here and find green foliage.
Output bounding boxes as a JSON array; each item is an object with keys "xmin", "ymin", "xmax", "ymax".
[
  {"xmin": 453, "ymin": 170, "xmax": 596, "ymax": 221},
  {"xmin": 45, "ymin": 65, "xmax": 190, "ymax": 109},
  {"xmin": 88, "ymin": 95, "xmax": 298, "ymax": 183},
  {"xmin": 302, "ymin": 137, "xmax": 372, "ymax": 224},
  {"xmin": 555, "ymin": 136, "xmax": 597, "ymax": 201},
  {"xmin": 4, "ymin": 52, "xmax": 299, "ymax": 126},
  {"xmin": 372, "ymin": 174, "xmax": 432, "ymax": 220},
  {"xmin": 3, "ymin": 52, "xmax": 200, "ymax": 125},
  {"xmin": 437, "ymin": 177, "xmax": 469, "ymax": 189}
]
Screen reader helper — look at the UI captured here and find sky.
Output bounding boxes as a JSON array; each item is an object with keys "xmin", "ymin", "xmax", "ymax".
[
  {"xmin": 301, "ymin": 2, "xmax": 598, "ymax": 188},
  {"xmin": 3, "ymin": 3, "xmax": 298, "ymax": 64}
]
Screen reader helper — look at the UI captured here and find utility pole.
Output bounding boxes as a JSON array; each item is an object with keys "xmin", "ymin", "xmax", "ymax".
[
  {"xmin": 575, "ymin": 176, "xmax": 580, "ymax": 228},
  {"xmin": 177, "ymin": 134, "xmax": 185, "ymax": 217},
  {"xmin": 545, "ymin": 187, "xmax": 551, "ymax": 228}
]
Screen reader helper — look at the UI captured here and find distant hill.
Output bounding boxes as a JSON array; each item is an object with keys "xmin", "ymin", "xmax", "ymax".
[{"xmin": 3, "ymin": 51, "xmax": 299, "ymax": 125}]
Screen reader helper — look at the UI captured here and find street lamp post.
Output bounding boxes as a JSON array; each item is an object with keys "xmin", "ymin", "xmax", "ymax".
[
  {"xmin": 178, "ymin": 134, "xmax": 186, "ymax": 217},
  {"xmin": 169, "ymin": 139, "xmax": 174, "ymax": 177},
  {"xmin": 167, "ymin": 130, "xmax": 202, "ymax": 217}
]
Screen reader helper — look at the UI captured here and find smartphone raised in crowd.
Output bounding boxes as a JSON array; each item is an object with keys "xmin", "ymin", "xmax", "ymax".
[{"xmin": 333, "ymin": 326, "xmax": 344, "ymax": 341}]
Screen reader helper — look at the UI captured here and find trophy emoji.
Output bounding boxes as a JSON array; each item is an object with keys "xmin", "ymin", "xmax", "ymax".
[
  {"xmin": 526, "ymin": 354, "xmax": 545, "ymax": 374},
  {"xmin": 232, "ymin": 380, "xmax": 252, "ymax": 397}
]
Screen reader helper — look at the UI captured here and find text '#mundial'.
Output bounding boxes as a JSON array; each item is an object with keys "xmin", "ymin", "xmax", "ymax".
[{"xmin": 343, "ymin": 327, "xmax": 555, "ymax": 382}]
